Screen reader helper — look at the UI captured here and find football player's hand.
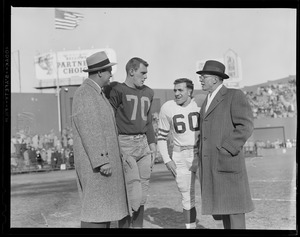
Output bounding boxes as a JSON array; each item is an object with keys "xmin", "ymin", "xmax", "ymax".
[
  {"xmin": 166, "ymin": 160, "xmax": 177, "ymax": 177},
  {"xmin": 100, "ymin": 163, "xmax": 112, "ymax": 176}
]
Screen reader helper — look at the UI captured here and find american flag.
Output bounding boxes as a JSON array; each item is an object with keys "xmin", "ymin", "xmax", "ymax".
[{"xmin": 55, "ymin": 9, "xmax": 84, "ymax": 30}]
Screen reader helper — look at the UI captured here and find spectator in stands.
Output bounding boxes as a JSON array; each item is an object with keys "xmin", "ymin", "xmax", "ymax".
[
  {"xmin": 62, "ymin": 129, "xmax": 68, "ymax": 149},
  {"xmin": 38, "ymin": 135, "xmax": 44, "ymax": 149},
  {"xmin": 18, "ymin": 144, "xmax": 26, "ymax": 160},
  {"xmin": 59, "ymin": 148, "xmax": 65, "ymax": 166},
  {"xmin": 41, "ymin": 148, "xmax": 47, "ymax": 164},
  {"xmin": 67, "ymin": 136, "xmax": 73, "ymax": 149},
  {"xmin": 64, "ymin": 148, "xmax": 70, "ymax": 166},
  {"xmin": 23, "ymin": 148, "xmax": 30, "ymax": 166},
  {"xmin": 244, "ymin": 79, "xmax": 296, "ymax": 119},
  {"xmin": 44, "ymin": 134, "xmax": 53, "ymax": 149},
  {"xmin": 51, "ymin": 148, "xmax": 58, "ymax": 169},
  {"xmin": 69, "ymin": 150, "xmax": 74, "ymax": 168},
  {"xmin": 286, "ymin": 139, "xmax": 292, "ymax": 148},
  {"xmin": 36, "ymin": 150, "xmax": 43, "ymax": 169},
  {"xmin": 32, "ymin": 134, "xmax": 39, "ymax": 149},
  {"xmin": 274, "ymin": 139, "xmax": 281, "ymax": 149},
  {"xmin": 28, "ymin": 147, "xmax": 37, "ymax": 167},
  {"xmin": 46, "ymin": 148, "xmax": 52, "ymax": 165}
]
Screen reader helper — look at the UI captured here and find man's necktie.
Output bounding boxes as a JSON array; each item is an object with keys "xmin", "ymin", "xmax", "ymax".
[{"xmin": 205, "ymin": 93, "xmax": 211, "ymax": 113}]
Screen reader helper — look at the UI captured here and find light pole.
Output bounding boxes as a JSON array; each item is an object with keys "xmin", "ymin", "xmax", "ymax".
[{"xmin": 55, "ymin": 52, "xmax": 61, "ymax": 135}]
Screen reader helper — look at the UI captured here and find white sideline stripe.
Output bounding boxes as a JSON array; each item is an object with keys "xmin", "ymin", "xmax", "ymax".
[
  {"xmin": 252, "ymin": 198, "xmax": 296, "ymax": 202},
  {"xmin": 148, "ymin": 195, "xmax": 296, "ymax": 202},
  {"xmin": 250, "ymin": 180, "xmax": 295, "ymax": 182}
]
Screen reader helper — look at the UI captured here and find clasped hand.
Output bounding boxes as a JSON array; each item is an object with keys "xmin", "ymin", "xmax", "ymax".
[{"xmin": 100, "ymin": 163, "xmax": 112, "ymax": 176}]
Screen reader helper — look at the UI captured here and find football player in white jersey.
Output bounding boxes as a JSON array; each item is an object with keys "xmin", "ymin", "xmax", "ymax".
[{"xmin": 157, "ymin": 78, "xmax": 202, "ymax": 229}]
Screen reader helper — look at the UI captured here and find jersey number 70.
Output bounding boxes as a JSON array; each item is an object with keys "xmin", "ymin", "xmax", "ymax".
[{"xmin": 126, "ymin": 95, "xmax": 151, "ymax": 121}]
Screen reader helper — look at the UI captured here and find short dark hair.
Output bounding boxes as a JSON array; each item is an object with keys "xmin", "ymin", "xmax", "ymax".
[
  {"xmin": 174, "ymin": 78, "xmax": 194, "ymax": 95},
  {"xmin": 126, "ymin": 57, "xmax": 148, "ymax": 74}
]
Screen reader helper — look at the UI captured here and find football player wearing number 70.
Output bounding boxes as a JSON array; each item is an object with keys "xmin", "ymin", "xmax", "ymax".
[
  {"xmin": 157, "ymin": 78, "xmax": 203, "ymax": 229},
  {"xmin": 109, "ymin": 57, "xmax": 156, "ymax": 228}
]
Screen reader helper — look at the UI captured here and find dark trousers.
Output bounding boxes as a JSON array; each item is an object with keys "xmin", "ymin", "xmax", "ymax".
[{"xmin": 213, "ymin": 213, "xmax": 246, "ymax": 229}]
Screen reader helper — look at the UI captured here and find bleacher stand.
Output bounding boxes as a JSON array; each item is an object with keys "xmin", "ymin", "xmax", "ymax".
[{"xmin": 245, "ymin": 79, "xmax": 296, "ymax": 119}]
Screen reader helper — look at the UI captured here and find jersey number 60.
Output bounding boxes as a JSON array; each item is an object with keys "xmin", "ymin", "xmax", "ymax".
[{"xmin": 173, "ymin": 112, "xmax": 200, "ymax": 133}]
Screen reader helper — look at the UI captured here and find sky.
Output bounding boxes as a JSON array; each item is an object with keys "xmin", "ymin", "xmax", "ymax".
[{"xmin": 10, "ymin": 7, "xmax": 297, "ymax": 93}]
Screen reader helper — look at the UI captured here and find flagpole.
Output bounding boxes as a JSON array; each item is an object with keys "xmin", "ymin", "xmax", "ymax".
[
  {"xmin": 54, "ymin": 8, "xmax": 84, "ymax": 136},
  {"xmin": 55, "ymin": 52, "xmax": 62, "ymax": 135}
]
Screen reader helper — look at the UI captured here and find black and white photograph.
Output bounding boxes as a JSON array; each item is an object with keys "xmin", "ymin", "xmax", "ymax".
[{"xmin": 4, "ymin": 2, "xmax": 297, "ymax": 235}]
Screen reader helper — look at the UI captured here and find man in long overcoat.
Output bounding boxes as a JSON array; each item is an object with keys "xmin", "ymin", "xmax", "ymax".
[
  {"xmin": 196, "ymin": 60, "xmax": 254, "ymax": 229},
  {"xmin": 72, "ymin": 51, "xmax": 131, "ymax": 228}
]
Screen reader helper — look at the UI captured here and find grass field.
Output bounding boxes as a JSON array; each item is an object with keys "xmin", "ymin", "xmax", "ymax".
[{"xmin": 8, "ymin": 147, "xmax": 296, "ymax": 232}]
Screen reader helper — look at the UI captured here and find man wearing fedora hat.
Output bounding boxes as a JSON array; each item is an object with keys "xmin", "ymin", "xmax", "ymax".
[
  {"xmin": 72, "ymin": 51, "xmax": 131, "ymax": 228},
  {"xmin": 196, "ymin": 60, "xmax": 254, "ymax": 229},
  {"xmin": 109, "ymin": 57, "xmax": 156, "ymax": 228}
]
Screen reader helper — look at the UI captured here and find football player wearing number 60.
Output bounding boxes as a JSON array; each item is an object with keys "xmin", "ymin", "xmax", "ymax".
[
  {"xmin": 109, "ymin": 57, "xmax": 156, "ymax": 228},
  {"xmin": 157, "ymin": 78, "xmax": 203, "ymax": 229}
]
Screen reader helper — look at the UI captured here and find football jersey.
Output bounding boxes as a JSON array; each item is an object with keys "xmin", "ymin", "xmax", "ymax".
[
  {"xmin": 158, "ymin": 98, "xmax": 200, "ymax": 147},
  {"xmin": 109, "ymin": 82, "xmax": 155, "ymax": 143}
]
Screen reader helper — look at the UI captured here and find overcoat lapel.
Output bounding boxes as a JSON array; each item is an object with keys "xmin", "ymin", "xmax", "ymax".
[
  {"xmin": 204, "ymin": 85, "xmax": 227, "ymax": 118},
  {"xmin": 84, "ymin": 78, "xmax": 118, "ymax": 135}
]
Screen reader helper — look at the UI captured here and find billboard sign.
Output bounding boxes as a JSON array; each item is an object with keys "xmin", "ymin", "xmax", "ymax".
[
  {"xmin": 34, "ymin": 48, "xmax": 117, "ymax": 87},
  {"xmin": 223, "ymin": 49, "xmax": 242, "ymax": 80}
]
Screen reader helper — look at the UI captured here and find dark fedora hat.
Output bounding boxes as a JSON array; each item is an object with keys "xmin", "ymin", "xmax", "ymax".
[
  {"xmin": 83, "ymin": 51, "xmax": 116, "ymax": 72},
  {"xmin": 196, "ymin": 60, "xmax": 229, "ymax": 79}
]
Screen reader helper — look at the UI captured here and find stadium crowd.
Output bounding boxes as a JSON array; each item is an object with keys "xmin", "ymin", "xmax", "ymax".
[
  {"xmin": 244, "ymin": 78, "xmax": 296, "ymax": 119},
  {"xmin": 11, "ymin": 127, "xmax": 74, "ymax": 172}
]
